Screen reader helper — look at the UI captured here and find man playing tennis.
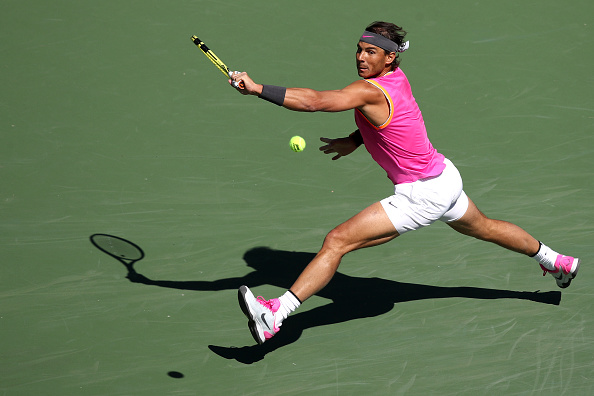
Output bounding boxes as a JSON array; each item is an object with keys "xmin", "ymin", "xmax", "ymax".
[{"xmin": 230, "ymin": 21, "xmax": 581, "ymax": 345}]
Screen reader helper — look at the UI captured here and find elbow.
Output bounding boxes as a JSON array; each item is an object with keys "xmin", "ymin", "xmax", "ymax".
[
  {"xmin": 287, "ymin": 89, "xmax": 330, "ymax": 112},
  {"xmin": 292, "ymin": 101, "xmax": 321, "ymax": 113},
  {"xmin": 301, "ymin": 96, "xmax": 327, "ymax": 112},
  {"xmin": 301, "ymin": 103, "xmax": 320, "ymax": 112}
]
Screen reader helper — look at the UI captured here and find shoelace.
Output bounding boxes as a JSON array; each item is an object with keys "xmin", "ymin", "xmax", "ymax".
[{"xmin": 256, "ymin": 296, "xmax": 275, "ymax": 310}]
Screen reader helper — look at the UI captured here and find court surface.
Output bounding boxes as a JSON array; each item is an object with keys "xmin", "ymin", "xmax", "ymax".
[{"xmin": 2, "ymin": 0, "xmax": 593, "ymax": 394}]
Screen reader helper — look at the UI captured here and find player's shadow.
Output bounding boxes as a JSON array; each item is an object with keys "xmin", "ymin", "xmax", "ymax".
[{"xmin": 91, "ymin": 238, "xmax": 561, "ymax": 365}]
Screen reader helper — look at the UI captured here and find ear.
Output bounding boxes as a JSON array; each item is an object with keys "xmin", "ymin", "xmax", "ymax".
[{"xmin": 385, "ymin": 51, "xmax": 397, "ymax": 66}]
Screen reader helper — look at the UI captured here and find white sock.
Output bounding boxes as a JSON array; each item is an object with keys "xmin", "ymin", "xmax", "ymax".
[
  {"xmin": 276, "ymin": 290, "xmax": 301, "ymax": 325},
  {"xmin": 532, "ymin": 242, "xmax": 559, "ymax": 270}
]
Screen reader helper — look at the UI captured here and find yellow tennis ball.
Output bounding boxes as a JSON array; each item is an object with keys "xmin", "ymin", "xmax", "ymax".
[{"xmin": 289, "ymin": 136, "xmax": 306, "ymax": 152}]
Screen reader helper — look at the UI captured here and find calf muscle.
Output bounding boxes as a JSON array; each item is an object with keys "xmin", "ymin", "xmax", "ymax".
[{"xmin": 448, "ymin": 198, "xmax": 540, "ymax": 256}]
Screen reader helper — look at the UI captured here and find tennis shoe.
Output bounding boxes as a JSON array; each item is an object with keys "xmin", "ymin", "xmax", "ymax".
[
  {"xmin": 238, "ymin": 285, "xmax": 281, "ymax": 344},
  {"xmin": 540, "ymin": 255, "xmax": 580, "ymax": 288}
]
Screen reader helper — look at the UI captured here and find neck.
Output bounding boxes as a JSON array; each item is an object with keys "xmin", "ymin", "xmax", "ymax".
[{"xmin": 372, "ymin": 68, "xmax": 395, "ymax": 78}]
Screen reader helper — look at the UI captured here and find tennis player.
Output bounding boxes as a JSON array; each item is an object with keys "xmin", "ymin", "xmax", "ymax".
[{"xmin": 230, "ymin": 21, "xmax": 581, "ymax": 345}]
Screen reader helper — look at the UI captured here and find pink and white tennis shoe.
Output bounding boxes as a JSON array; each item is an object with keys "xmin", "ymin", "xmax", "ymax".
[
  {"xmin": 540, "ymin": 255, "xmax": 580, "ymax": 288},
  {"xmin": 238, "ymin": 285, "xmax": 281, "ymax": 344}
]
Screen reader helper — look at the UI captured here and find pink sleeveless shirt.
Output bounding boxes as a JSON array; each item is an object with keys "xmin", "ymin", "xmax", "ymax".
[{"xmin": 354, "ymin": 68, "xmax": 445, "ymax": 184}]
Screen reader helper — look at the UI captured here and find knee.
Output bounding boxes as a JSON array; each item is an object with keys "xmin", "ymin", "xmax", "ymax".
[
  {"xmin": 451, "ymin": 211, "xmax": 495, "ymax": 241},
  {"xmin": 322, "ymin": 226, "xmax": 352, "ymax": 255}
]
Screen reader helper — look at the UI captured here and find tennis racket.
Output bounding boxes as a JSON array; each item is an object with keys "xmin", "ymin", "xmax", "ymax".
[{"xmin": 191, "ymin": 35, "xmax": 244, "ymax": 88}]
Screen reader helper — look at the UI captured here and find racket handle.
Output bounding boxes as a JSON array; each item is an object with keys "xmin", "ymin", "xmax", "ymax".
[{"xmin": 229, "ymin": 71, "xmax": 245, "ymax": 89}]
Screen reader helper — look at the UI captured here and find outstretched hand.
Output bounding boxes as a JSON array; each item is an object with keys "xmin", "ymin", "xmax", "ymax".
[
  {"xmin": 229, "ymin": 71, "xmax": 262, "ymax": 96},
  {"xmin": 319, "ymin": 136, "xmax": 358, "ymax": 160}
]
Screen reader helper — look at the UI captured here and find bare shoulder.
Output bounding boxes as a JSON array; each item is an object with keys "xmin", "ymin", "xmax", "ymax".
[
  {"xmin": 342, "ymin": 79, "xmax": 386, "ymax": 106},
  {"xmin": 343, "ymin": 79, "xmax": 375, "ymax": 92}
]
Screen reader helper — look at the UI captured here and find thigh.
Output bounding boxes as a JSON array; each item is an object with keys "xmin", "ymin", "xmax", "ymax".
[
  {"xmin": 440, "ymin": 190, "xmax": 469, "ymax": 223},
  {"xmin": 447, "ymin": 197, "xmax": 488, "ymax": 237},
  {"xmin": 331, "ymin": 201, "xmax": 400, "ymax": 250}
]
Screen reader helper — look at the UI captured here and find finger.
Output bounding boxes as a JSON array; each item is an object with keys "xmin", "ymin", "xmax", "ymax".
[
  {"xmin": 332, "ymin": 154, "xmax": 342, "ymax": 160},
  {"xmin": 229, "ymin": 76, "xmax": 244, "ymax": 90},
  {"xmin": 320, "ymin": 137, "xmax": 332, "ymax": 143},
  {"xmin": 231, "ymin": 71, "xmax": 246, "ymax": 81},
  {"xmin": 229, "ymin": 79, "xmax": 241, "ymax": 89},
  {"xmin": 232, "ymin": 71, "xmax": 246, "ymax": 89}
]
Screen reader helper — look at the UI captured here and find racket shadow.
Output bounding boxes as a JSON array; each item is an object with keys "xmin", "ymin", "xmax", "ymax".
[
  {"xmin": 90, "ymin": 234, "xmax": 145, "ymax": 277},
  {"xmin": 89, "ymin": 238, "xmax": 563, "ymax": 364}
]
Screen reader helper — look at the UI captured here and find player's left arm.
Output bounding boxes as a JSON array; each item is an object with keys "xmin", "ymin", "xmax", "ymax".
[{"xmin": 319, "ymin": 131, "xmax": 362, "ymax": 160}]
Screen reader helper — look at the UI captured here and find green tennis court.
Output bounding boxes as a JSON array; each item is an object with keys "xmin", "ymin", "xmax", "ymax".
[{"xmin": 2, "ymin": 0, "xmax": 593, "ymax": 394}]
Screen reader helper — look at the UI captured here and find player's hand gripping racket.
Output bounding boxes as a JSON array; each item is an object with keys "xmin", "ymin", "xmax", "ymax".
[{"xmin": 190, "ymin": 35, "xmax": 244, "ymax": 89}]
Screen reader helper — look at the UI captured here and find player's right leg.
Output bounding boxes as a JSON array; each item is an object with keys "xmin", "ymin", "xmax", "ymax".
[
  {"xmin": 238, "ymin": 201, "xmax": 399, "ymax": 344},
  {"xmin": 289, "ymin": 201, "xmax": 400, "ymax": 303}
]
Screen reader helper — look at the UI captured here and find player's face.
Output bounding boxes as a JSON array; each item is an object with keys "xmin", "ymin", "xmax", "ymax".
[{"xmin": 356, "ymin": 42, "xmax": 395, "ymax": 78}]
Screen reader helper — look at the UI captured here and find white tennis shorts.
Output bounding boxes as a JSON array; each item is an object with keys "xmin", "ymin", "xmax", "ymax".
[{"xmin": 380, "ymin": 158, "xmax": 469, "ymax": 234}]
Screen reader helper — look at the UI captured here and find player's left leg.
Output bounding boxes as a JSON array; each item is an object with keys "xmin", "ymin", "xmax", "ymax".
[
  {"xmin": 448, "ymin": 197, "xmax": 580, "ymax": 288},
  {"xmin": 447, "ymin": 197, "xmax": 540, "ymax": 255}
]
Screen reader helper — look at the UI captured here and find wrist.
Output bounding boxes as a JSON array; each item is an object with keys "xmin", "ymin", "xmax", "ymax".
[
  {"xmin": 349, "ymin": 130, "xmax": 363, "ymax": 147},
  {"xmin": 253, "ymin": 84, "xmax": 264, "ymax": 96},
  {"xmin": 259, "ymin": 85, "xmax": 286, "ymax": 106}
]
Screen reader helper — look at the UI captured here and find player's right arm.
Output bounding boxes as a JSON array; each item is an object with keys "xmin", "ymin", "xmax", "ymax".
[
  {"xmin": 230, "ymin": 72, "xmax": 384, "ymax": 115},
  {"xmin": 280, "ymin": 83, "xmax": 375, "ymax": 113}
]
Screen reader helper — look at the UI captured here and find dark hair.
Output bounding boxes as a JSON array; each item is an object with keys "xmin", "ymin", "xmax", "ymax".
[{"xmin": 365, "ymin": 21, "xmax": 407, "ymax": 69}]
